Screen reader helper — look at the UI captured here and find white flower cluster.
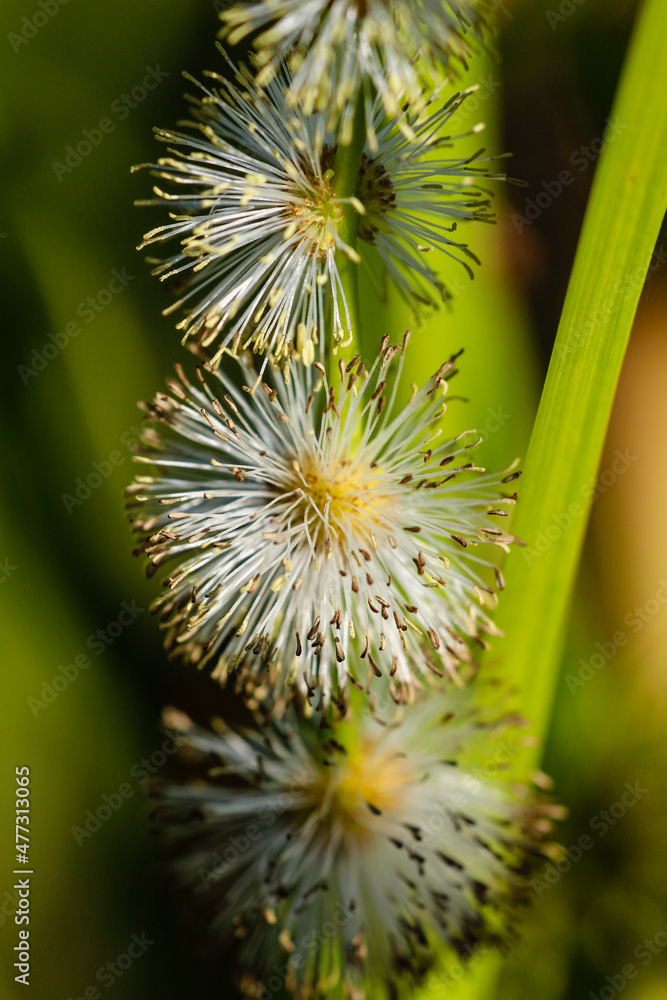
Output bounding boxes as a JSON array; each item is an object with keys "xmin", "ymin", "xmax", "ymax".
[
  {"xmin": 126, "ymin": 3, "xmax": 560, "ymax": 997},
  {"xmin": 128, "ymin": 337, "xmax": 520, "ymax": 707},
  {"xmin": 135, "ymin": 42, "xmax": 509, "ymax": 363},
  {"xmin": 152, "ymin": 696, "xmax": 560, "ymax": 1000},
  {"xmin": 219, "ymin": 0, "xmax": 502, "ymax": 136}
]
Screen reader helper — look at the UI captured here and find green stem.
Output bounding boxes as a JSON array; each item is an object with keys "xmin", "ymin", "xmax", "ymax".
[
  {"xmin": 493, "ymin": 0, "xmax": 667, "ymax": 757},
  {"xmin": 329, "ymin": 94, "xmax": 366, "ymax": 366},
  {"xmin": 414, "ymin": 2, "xmax": 667, "ymax": 998}
]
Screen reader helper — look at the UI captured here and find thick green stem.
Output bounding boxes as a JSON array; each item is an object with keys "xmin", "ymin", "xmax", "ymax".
[
  {"xmin": 413, "ymin": 2, "xmax": 667, "ymax": 998},
  {"xmin": 492, "ymin": 0, "xmax": 667, "ymax": 760},
  {"xmin": 329, "ymin": 94, "xmax": 366, "ymax": 366}
]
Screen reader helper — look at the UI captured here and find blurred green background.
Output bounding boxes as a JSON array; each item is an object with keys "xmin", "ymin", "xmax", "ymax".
[{"xmin": 1, "ymin": 0, "xmax": 666, "ymax": 998}]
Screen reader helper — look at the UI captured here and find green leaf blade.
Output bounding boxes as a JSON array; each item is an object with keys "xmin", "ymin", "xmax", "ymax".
[{"xmin": 495, "ymin": 0, "xmax": 667, "ymax": 740}]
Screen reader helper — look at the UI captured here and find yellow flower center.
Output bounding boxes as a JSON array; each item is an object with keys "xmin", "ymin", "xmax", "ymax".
[
  {"xmin": 288, "ymin": 456, "xmax": 394, "ymax": 545},
  {"xmin": 312, "ymin": 739, "xmax": 412, "ymax": 845},
  {"xmin": 290, "ymin": 145, "xmax": 396, "ymax": 259},
  {"xmin": 291, "ymin": 151, "xmax": 344, "ymax": 259}
]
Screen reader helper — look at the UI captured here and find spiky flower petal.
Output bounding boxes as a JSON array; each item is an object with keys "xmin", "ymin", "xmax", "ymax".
[
  {"xmin": 127, "ymin": 337, "xmax": 520, "ymax": 707},
  {"xmin": 219, "ymin": 0, "xmax": 502, "ymax": 137},
  {"xmin": 135, "ymin": 48, "xmax": 504, "ymax": 365},
  {"xmin": 152, "ymin": 692, "xmax": 558, "ymax": 999}
]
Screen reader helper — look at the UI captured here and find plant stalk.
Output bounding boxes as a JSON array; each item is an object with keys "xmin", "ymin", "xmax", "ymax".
[
  {"xmin": 414, "ymin": 0, "xmax": 667, "ymax": 997},
  {"xmin": 493, "ymin": 0, "xmax": 667, "ymax": 756},
  {"xmin": 329, "ymin": 94, "xmax": 366, "ymax": 366}
]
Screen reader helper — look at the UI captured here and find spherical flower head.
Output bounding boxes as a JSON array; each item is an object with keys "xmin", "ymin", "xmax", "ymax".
[
  {"xmin": 127, "ymin": 335, "xmax": 521, "ymax": 708},
  {"xmin": 135, "ymin": 47, "xmax": 506, "ymax": 366},
  {"xmin": 151, "ymin": 691, "xmax": 560, "ymax": 998},
  {"xmin": 219, "ymin": 0, "xmax": 504, "ymax": 136}
]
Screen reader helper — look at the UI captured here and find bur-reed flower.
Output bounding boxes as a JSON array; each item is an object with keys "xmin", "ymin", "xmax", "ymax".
[
  {"xmin": 219, "ymin": 0, "xmax": 503, "ymax": 139},
  {"xmin": 151, "ymin": 691, "xmax": 558, "ymax": 999},
  {"xmin": 135, "ymin": 48, "xmax": 505, "ymax": 366},
  {"xmin": 127, "ymin": 336, "xmax": 520, "ymax": 708}
]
